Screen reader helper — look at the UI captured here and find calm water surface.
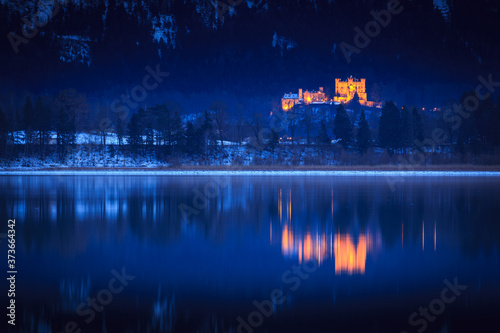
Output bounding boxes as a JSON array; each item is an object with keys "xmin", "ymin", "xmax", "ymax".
[{"xmin": 1, "ymin": 175, "xmax": 499, "ymax": 333}]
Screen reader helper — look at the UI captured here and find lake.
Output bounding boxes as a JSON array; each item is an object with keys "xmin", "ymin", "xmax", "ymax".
[{"xmin": 1, "ymin": 175, "xmax": 499, "ymax": 333}]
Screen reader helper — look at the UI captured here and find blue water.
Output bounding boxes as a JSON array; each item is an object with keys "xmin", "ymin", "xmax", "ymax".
[{"xmin": 1, "ymin": 175, "xmax": 499, "ymax": 333}]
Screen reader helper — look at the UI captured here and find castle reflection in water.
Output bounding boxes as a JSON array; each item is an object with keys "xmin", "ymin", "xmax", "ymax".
[
  {"xmin": 279, "ymin": 225, "xmax": 374, "ymax": 275},
  {"xmin": 269, "ymin": 188, "xmax": 438, "ymax": 275}
]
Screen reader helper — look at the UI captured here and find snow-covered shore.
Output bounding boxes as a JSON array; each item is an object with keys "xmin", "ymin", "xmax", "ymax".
[{"xmin": 1, "ymin": 170, "xmax": 500, "ymax": 176}]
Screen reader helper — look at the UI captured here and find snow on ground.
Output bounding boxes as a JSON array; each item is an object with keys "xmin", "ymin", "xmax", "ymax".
[
  {"xmin": 0, "ymin": 149, "xmax": 167, "ymax": 169},
  {"xmin": 76, "ymin": 132, "xmax": 122, "ymax": 145},
  {"xmin": 12, "ymin": 131, "xmax": 241, "ymax": 146},
  {"xmin": 12, "ymin": 131, "xmax": 124, "ymax": 145}
]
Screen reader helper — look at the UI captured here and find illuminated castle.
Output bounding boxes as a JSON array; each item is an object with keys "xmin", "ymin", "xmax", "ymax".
[
  {"xmin": 281, "ymin": 76, "xmax": 380, "ymax": 110},
  {"xmin": 282, "ymin": 87, "xmax": 326, "ymax": 111}
]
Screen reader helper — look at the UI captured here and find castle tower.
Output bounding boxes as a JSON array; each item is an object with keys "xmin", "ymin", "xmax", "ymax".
[{"xmin": 334, "ymin": 77, "xmax": 369, "ymax": 105}]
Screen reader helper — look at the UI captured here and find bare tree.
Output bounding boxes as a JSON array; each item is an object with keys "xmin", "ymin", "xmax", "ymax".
[
  {"xmin": 210, "ymin": 101, "xmax": 228, "ymax": 161},
  {"xmin": 235, "ymin": 104, "xmax": 245, "ymax": 145}
]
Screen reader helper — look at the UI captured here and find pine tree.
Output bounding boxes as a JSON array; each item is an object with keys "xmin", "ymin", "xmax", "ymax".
[
  {"xmin": 210, "ymin": 100, "xmax": 228, "ymax": 156},
  {"xmin": 378, "ymin": 101, "xmax": 401, "ymax": 153},
  {"xmin": 333, "ymin": 104, "xmax": 353, "ymax": 149},
  {"xmin": 171, "ymin": 111, "xmax": 183, "ymax": 152},
  {"xmin": 400, "ymin": 106, "xmax": 412, "ymax": 152},
  {"xmin": 138, "ymin": 108, "xmax": 154, "ymax": 147},
  {"xmin": 56, "ymin": 106, "xmax": 76, "ymax": 159},
  {"xmin": 286, "ymin": 110, "xmax": 299, "ymax": 145},
  {"xmin": 184, "ymin": 121, "xmax": 199, "ymax": 156},
  {"xmin": 456, "ymin": 103, "xmax": 479, "ymax": 155},
  {"xmin": 54, "ymin": 89, "xmax": 89, "ymax": 133},
  {"xmin": 34, "ymin": 97, "xmax": 51, "ymax": 155},
  {"xmin": 13, "ymin": 108, "xmax": 24, "ymax": 145},
  {"xmin": 411, "ymin": 107, "xmax": 424, "ymax": 149},
  {"xmin": 474, "ymin": 96, "xmax": 495, "ymax": 152},
  {"xmin": 356, "ymin": 110, "xmax": 370, "ymax": 154},
  {"xmin": 317, "ymin": 118, "xmax": 330, "ymax": 146},
  {"xmin": 490, "ymin": 97, "xmax": 500, "ymax": 146},
  {"xmin": 34, "ymin": 97, "xmax": 43, "ymax": 145},
  {"xmin": 302, "ymin": 105, "xmax": 314, "ymax": 145},
  {"xmin": 346, "ymin": 92, "xmax": 361, "ymax": 111},
  {"xmin": 96, "ymin": 106, "xmax": 110, "ymax": 146},
  {"xmin": 127, "ymin": 113, "xmax": 143, "ymax": 150},
  {"xmin": 23, "ymin": 96, "xmax": 34, "ymax": 153},
  {"xmin": 200, "ymin": 110, "xmax": 213, "ymax": 134},
  {"xmin": 267, "ymin": 128, "xmax": 280, "ymax": 159},
  {"xmin": 115, "ymin": 116, "xmax": 126, "ymax": 146},
  {"xmin": 150, "ymin": 104, "xmax": 170, "ymax": 146},
  {"xmin": 54, "ymin": 90, "xmax": 85, "ymax": 160},
  {"xmin": 199, "ymin": 111, "xmax": 214, "ymax": 162}
]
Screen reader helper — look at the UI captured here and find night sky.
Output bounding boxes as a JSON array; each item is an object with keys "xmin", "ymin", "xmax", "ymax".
[{"xmin": 1, "ymin": 0, "xmax": 499, "ymax": 112}]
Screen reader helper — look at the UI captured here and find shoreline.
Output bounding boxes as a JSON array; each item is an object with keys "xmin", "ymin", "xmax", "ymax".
[{"xmin": 1, "ymin": 165, "xmax": 500, "ymax": 176}]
